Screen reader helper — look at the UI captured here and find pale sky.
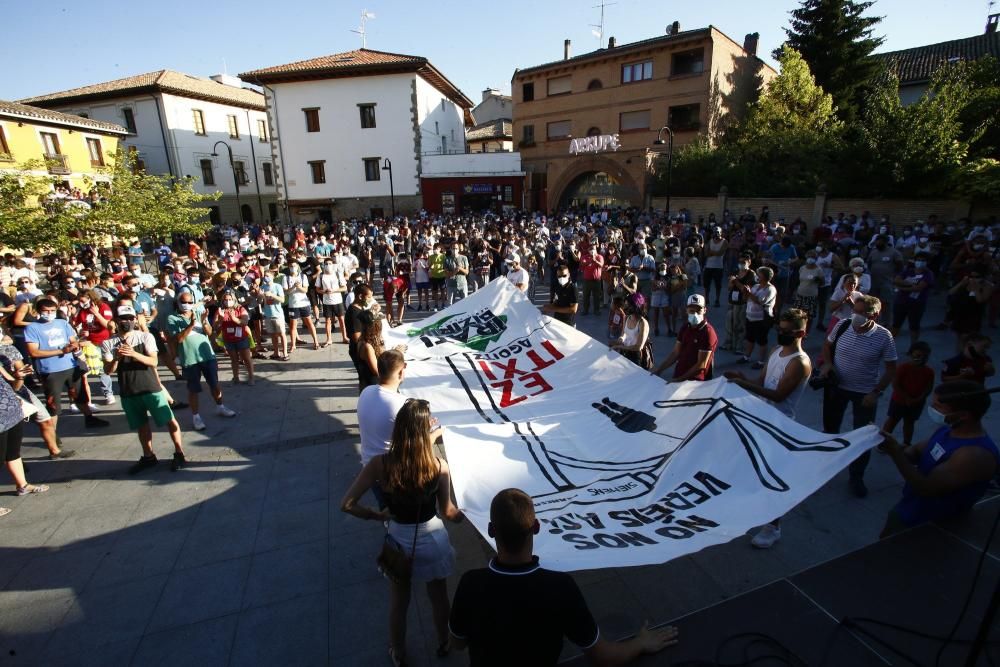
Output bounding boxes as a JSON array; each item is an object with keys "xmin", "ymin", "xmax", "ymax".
[{"xmin": 3, "ymin": 0, "xmax": 993, "ymax": 101}]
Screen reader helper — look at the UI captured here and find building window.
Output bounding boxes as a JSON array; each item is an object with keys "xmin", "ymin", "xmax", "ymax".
[
  {"xmin": 233, "ymin": 160, "xmax": 249, "ymax": 185},
  {"xmin": 268, "ymin": 202, "xmax": 278, "ymax": 221},
  {"xmin": 363, "ymin": 157, "xmax": 381, "ymax": 182},
  {"xmin": 503, "ymin": 185, "xmax": 513, "ymax": 202},
  {"xmin": 303, "ymin": 108, "xmax": 320, "ymax": 132},
  {"xmin": 546, "ymin": 120, "xmax": 571, "ymax": 140},
  {"xmin": 668, "ymin": 103, "xmax": 701, "ymax": 131},
  {"xmin": 0, "ymin": 126, "xmax": 12, "ymax": 160},
  {"xmin": 586, "ymin": 127, "xmax": 602, "ymax": 137},
  {"xmin": 208, "ymin": 206, "xmax": 221, "ymax": 225},
  {"xmin": 547, "ymin": 76, "xmax": 571, "ymax": 96},
  {"xmin": 622, "ymin": 60, "xmax": 653, "ymax": 84},
  {"xmin": 122, "ymin": 108, "xmax": 137, "ymax": 134},
  {"xmin": 241, "ymin": 204, "xmax": 253, "ymax": 223},
  {"xmin": 522, "ymin": 124, "xmax": 535, "ymax": 145},
  {"xmin": 227, "ymin": 115, "xmax": 239, "ymax": 139},
  {"xmin": 262, "ymin": 162, "xmax": 273, "ymax": 186},
  {"xmin": 309, "ymin": 160, "xmax": 326, "ymax": 184},
  {"xmin": 86, "ymin": 138, "xmax": 104, "ymax": 167},
  {"xmin": 200, "ymin": 158, "xmax": 215, "ymax": 186},
  {"xmin": 672, "ymin": 48, "xmax": 705, "ymax": 76},
  {"xmin": 587, "ymin": 79, "xmax": 603, "ymax": 90},
  {"xmin": 441, "ymin": 136, "xmax": 448, "ymax": 153},
  {"xmin": 257, "ymin": 119, "xmax": 268, "ymax": 142},
  {"xmin": 359, "ymin": 104, "xmax": 376, "ymax": 129},
  {"xmin": 192, "ymin": 109, "xmax": 206, "ymax": 135},
  {"xmin": 619, "ymin": 109, "xmax": 651, "ymax": 132},
  {"xmin": 522, "ymin": 82, "xmax": 534, "ymax": 102}
]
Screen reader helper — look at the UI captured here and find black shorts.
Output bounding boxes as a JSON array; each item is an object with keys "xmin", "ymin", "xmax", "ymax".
[
  {"xmin": 149, "ymin": 327, "xmax": 168, "ymax": 355},
  {"xmin": 430, "ymin": 277, "xmax": 446, "ymax": 290},
  {"xmin": 887, "ymin": 399, "xmax": 925, "ymax": 422},
  {"xmin": 40, "ymin": 367, "xmax": 77, "ymax": 416},
  {"xmin": 0, "ymin": 421, "xmax": 24, "ymax": 462},
  {"xmin": 322, "ymin": 303, "xmax": 345, "ymax": 319},
  {"xmin": 745, "ymin": 317, "xmax": 772, "ymax": 346}
]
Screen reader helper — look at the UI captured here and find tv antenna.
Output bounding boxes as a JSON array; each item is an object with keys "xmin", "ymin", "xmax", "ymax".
[
  {"xmin": 350, "ymin": 9, "xmax": 376, "ymax": 49},
  {"xmin": 590, "ymin": 1, "xmax": 617, "ymax": 43}
]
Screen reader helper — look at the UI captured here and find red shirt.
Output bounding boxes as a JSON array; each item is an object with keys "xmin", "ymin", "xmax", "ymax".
[
  {"xmin": 74, "ymin": 302, "xmax": 114, "ymax": 346},
  {"xmin": 675, "ymin": 321, "xmax": 718, "ymax": 381},
  {"xmin": 891, "ymin": 361, "xmax": 934, "ymax": 403},
  {"xmin": 580, "ymin": 253, "xmax": 604, "ymax": 281},
  {"xmin": 219, "ymin": 306, "xmax": 249, "ymax": 343}
]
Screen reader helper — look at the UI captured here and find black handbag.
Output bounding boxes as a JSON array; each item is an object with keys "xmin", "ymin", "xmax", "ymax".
[
  {"xmin": 376, "ymin": 496, "xmax": 420, "ymax": 585},
  {"xmin": 808, "ymin": 319, "xmax": 851, "ymax": 390}
]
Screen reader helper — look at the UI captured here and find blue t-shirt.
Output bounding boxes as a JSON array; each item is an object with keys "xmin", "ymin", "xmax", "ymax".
[
  {"xmin": 261, "ymin": 282, "xmax": 285, "ymax": 319},
  {"xmin": 896, "ymin": 426, "xmax": 1000, "ymax": 525},
  {"xmin": 24, "ymin": 318, "xmax": 77, "ymax": 374},
  {"xmin": 134, "ymin": 291, "xmax": 156, "ymax": 318},
  {"xmin": 768, "ymin": 244, "xmax": 798, "ymax": 278}
]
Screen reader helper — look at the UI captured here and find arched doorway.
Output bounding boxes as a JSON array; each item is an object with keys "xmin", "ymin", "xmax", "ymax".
[
  {"xmin": 240, "ymin": 204, "xmax": 253, "ymax": 223},
  {"xmin": 558, "ymin": 171, "xmax": 632, "ymax": 210}
]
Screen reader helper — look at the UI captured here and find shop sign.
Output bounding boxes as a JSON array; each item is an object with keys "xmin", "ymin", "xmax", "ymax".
[
  {"xmin": 570, "ymin": 134, "xmax": 621, "ymax": 156},
  {"xmin": 463, "ymin": 183, "xmax": 495, "ymax": 194}
]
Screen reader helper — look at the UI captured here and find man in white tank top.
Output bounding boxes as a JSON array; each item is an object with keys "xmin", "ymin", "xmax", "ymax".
[{"xmin": 724, "ymin": 308, "xmax": 812, "ymax": 548}]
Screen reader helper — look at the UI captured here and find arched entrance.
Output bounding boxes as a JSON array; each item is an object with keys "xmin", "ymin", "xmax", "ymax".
[{"xmin": 551, "ymin": 155, "xmax": 642, "ymax": 211}]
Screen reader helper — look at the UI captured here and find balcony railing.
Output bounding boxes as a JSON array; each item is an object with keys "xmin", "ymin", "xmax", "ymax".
[{"xmin": 45, "ymin": 153, "xmax": 71, "ymax": 175}]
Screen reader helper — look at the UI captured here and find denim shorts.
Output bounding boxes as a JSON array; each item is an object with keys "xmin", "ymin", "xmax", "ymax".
[{"xmin": 182, "ymin": 359, "xmax": 220, "ymax": 394}]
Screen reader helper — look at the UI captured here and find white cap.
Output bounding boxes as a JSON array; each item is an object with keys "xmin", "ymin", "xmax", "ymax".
[
  {"xmin": 116, "ymin": 305, "xmax": 136, "ymax": 317},
  {"xmin": 687, "ymin": 294, "xmax": 706, "ymax": 308}
]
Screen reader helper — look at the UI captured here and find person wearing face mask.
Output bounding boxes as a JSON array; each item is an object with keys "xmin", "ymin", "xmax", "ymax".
[
  {"xmin": 736, "ymin": 267, "xmax": 777, "ymax": 369},
  {"xmin": 723, "ymin": 255, "xmax": 756, "ymax": 352},
  {"xmin": 541, "ymin": 266, "xmax": 577, "ymax": 326},
  {"xmin": 834, "ymin": 258, "xmax": 871, "ymax": 296},
  {"xmin": 792, "ymin": 253, "xmax": 824, "ymax": 335},
  {"xmin": 579, "ymin": 245, "xmax": 604, "ymax": 317},
  {"xmin": 725, "ymin": 308, "xmax": 812, "ymax": 547},
  {"xmin": 703, "ymin": 227, "xmax": 728, "ymax": 308},
  {"xmin": 444, "ymin": 244, "xmax": 470, "ymax": 306},
  {"xmin": 864, "ymin": 235, "xmax": 903, "ymax": 325},
  {"xmin": 819, "ymin": 295, "xmax": 898, "ymax": 497},
  {"xmin": 167, "ymin": 292, "xmax": 237, "ymax": 431},
  {"xmin": 103, "ymin": 305, "xmax": 188, "ymax": 473},
  {"xmin": 282, "ymin": 262, "xmax": 320, "ymax": 352},
  {"xmin": 428, "ymin": 245, "xmax": 448, "ymax": 312},
  {"xmin": 947, "ymin": 264, "xmax": 993, "ymax": 345},
  {"xmin": 214, "ymin": 291, "xmax": 255, "ymax": 386},
  {"xmin": 610, "ymin": 293, "xmax": 652, "ymax": 369},
  {"xmin": 72, "ymin": 289, "xmax": 116, "ymax": 405},
  {"xmin": 316, "ymin": 261, "xmax": 348, "ymax": 345},
  {"xmin": 629, "ymin": 245, "xmax": 656, "ymax": 304},
  {"xmin": 260, "ymin": 269, "xmax": 288, "ymax": 360},
  {"xmin": 649, "ymin": 263, "xmax": 670, "ymax": 336},
  {"xmin": 652, "ymin": 294, "xmax": 717, "ymax": 382},
  {"xmin": 890, "ymin": 252, "xmax": 934, "ymax": 342},
  {"xmin": 879, "ymin": 381, "xmax": 998, "ymax": 537},
  {"xmin": 813, "ymin": 244, "xmax": 842, "ymax": 330}
]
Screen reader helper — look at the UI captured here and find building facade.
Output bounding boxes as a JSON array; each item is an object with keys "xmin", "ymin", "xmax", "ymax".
[
  {"xmin": 420, "ymin": 152, "xmax": 523, "ymax": 214},
  {"xmin": 467, "ymin": 119, "xmax": 513, "ymax": 153},
  {"xmin": 0, "ymin": 100, "xmax": 127, "ymax": 193},
  {"xmin": 512, "ymin": 26, "xmax": 775, "ymax": 212},
  {"xmin": 19, "ymin": 71, "xmax": 279, "ymax": 226},
  {"xmin": 241, "ymin": 49, "xmax": 473, "ymax": 222}
]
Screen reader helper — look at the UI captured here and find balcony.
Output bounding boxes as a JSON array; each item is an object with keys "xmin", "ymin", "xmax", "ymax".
[{"xmin": 45, "ymin": 154, "xmax": 71, "ymax": 175}]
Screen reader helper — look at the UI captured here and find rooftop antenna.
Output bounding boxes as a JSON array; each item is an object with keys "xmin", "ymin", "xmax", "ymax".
[
  {"xmin": 590, "ymin": 0, "xmax": 617, "ymax": 44},
  {"xmin": 350, "ymin": 9, "xmax": 376, "ymax": 49}
]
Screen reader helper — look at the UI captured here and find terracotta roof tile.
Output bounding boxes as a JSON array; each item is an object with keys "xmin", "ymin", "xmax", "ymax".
[
  {"xmin": 466, "ymin": 118, "xmax": 512, "ymax": 142},
  {"xmin": 240, "ymin": 48, "xmax": 425, "ymax": 78},
  {"xmin": 875, "ymin": 32, "xmax": 1000, "ymax": 84},
  {"xmin": 18, "ymin": 70, "xmax": 265, "ymax": 110},
  {"xmin": 0, "ymin": 100, "xmax": 127, "ymax": 134}
]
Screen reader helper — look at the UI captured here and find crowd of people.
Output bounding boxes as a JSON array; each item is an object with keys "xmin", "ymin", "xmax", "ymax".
[{"xmin": 0, "ymin": 203, "xmax": 997, "ymax": 664}]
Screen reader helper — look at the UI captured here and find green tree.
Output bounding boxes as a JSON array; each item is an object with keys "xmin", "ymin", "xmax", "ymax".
[
  {"xmin": 0, "ymin": 160, "xmax": 81, "ymax": 250},
  {"xmin": 778, "ymin": 0, "xmax": 884, "ymax": 123},
  {"xmin": 84, "ymin": 149, "xmax": 217, "ymax": 244},
  {"xmin": 958, "ymin": 56, "xmax": 1000, "ymax": 160}
]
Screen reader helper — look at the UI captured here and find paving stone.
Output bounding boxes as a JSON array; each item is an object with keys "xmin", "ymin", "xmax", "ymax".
[
  {"xmin": 230, "ymin": 591, "xmax": 328, "ymax": 666},
  {"xmin": 130, "ymin": 613, "xmax": 238, "ymax": 667},
  {"xmin": 243, "ymin": 539, "xmax": 328, "ymax": 610},
  {"xmin": 147, "ymin": 557, "xmax": 250, "ymax": 633}
]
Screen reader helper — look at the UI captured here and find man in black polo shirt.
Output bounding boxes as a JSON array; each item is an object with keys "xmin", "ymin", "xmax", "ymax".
[
  {"xmin": 449, "ymin": 488, "xmax": 678, "ymax": 666},
  {"xmin": 541, "ymin": 264, "xmax": 577, "ymax": 327}
]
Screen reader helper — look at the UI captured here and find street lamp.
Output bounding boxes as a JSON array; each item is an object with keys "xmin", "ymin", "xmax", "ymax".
[
  {"xmin": 381, "ymin": 158, "xmax": 395, "ymax": 219},
  {"xmin": 211, "ymin": 140, "xmax": 243, "ymax": 225},
  {"xmin": 653, "ymin": 126, "xmax": 674, "ymax": 219}
]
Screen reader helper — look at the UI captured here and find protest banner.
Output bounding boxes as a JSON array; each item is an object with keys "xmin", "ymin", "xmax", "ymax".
[{"xmin": 383, "ymin": 279, "xmax": 881, "ymax": 571}]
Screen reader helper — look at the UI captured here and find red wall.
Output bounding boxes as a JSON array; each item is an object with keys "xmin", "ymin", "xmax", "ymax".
[{"xmin": 420, "ymin": 176, "xmax": 524, "ymax": 214}]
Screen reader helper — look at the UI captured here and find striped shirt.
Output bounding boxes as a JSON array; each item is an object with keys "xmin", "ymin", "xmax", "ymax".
[{"xmin": 829, "ymin": 322, "xmax": 898, "ymax": 393}]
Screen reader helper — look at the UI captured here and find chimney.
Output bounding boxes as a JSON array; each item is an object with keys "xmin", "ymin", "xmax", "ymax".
[
  {"xmin": 608, "ymin": 36, "xmax": 616, "ymax": 48},
  {"xmin": 743, "ymin": 32, "xmax": 760, "ymax": 56},
  {"xmin": 482, "ymin": 87, "xmax": 500, "ymax": 102},
  {"xmin": 668, "ymin": 21, "xmax": 680, "ymax": 35},
  {"xmin": 564, "ymin": 39, "xmax": 571, "ymax": 60},
  {"xmin": 988, "ymin": 13, "xmax": 999, "ymax": 34},
  {"xmin": 210, "ymin": 73, "xmax": 244, "ymax": 88}
]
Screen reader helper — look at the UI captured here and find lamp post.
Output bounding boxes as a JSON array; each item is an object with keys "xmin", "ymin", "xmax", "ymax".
[
  {"xmin": 653, "ymin": 126, "xmax": 674, "ymax": 219},
  {"xmin": 211, "ymin": 140, "xmax": 243, "ymax": 225},
  {"xmin": 382, "ymin": 158, "xmax": 395, "ymax": 219}
]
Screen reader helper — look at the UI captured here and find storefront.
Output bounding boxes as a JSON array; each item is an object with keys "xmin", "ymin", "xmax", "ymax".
[{"xmin": 420, "ymin": 175, "xmax": 524, "ymax": 215}]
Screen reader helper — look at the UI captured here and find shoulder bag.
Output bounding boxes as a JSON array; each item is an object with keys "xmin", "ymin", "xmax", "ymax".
[
  {"xmin": 808, "ymin": 319, "xmax": 851, "ymax": 390},
  {"xmin": 375, "ymin": 456, "xmax": 421, "ymax": 585}
]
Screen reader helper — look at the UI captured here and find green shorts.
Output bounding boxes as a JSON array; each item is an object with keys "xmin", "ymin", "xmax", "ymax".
[{"xmin": 122, "ymin": 391, "xmax": 175, "ymax": 430}]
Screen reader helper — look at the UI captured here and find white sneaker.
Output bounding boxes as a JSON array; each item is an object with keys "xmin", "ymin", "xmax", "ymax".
[
  {"xmin": 86, "ymin": 403, "xmax": 100, "ymax": 412},
  {"xmin": 751, "ymin": 524, "xmax": 781, "ymax": 549},
  {"xmin": 192, "ymin": 414, "xmax": 206, "ymax": 431},
  {"xmin": 67, "ymin": 403, "xmax": 81, "ymax": 414},
  {"xmin": 216, "ymin": 404, "xmax": 236, "ymax": 418},
  {"xmin": 104, "ymin": 394, "xmax": 116, "ymax": 405}
]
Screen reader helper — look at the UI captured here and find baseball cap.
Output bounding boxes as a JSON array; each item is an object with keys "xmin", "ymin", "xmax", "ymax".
[
  {"xmin": 117, "ymin": 305, "xmax": 136, "ymax": 317},
  {"xmin": 687, "ymin": 294, "xmax": 706, "ymax": 308}
]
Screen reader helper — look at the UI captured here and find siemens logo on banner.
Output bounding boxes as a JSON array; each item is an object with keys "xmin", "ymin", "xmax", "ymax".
[{"xmin": 569, "ymin": 134, "xmax": 620, "ymax": 155}]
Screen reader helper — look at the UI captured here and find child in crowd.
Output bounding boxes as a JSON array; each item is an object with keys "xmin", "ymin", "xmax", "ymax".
[
  {"xmin": 882, "ymin": 341, "xmax": 934, "ymax": 446},
  {"xmin": 942, "ymin": 333, "xmax": 995, "ymax": 385},
  {"xmin": 607, "ymin": 295, "xmax": 625, "ymax": 342}
]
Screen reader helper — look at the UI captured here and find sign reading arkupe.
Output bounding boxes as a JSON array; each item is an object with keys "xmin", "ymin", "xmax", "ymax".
[{"xmin": 384, "ymin": 280, "xmax": 881, "ymax": 571}]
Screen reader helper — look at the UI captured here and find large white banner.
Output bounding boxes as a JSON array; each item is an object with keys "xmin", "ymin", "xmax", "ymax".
[{"xmin": 384, "ymin": 279, "xmax": 881, "ymax": 571}]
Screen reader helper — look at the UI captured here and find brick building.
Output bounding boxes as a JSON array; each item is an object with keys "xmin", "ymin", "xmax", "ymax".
[{"xmin": 512, "ymin": 24, "xmax": 775, "ymax": 212}]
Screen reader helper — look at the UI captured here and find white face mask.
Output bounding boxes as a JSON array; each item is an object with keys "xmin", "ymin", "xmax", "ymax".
[
  {"xmin": 853, "ymin": 267, "xmax": 864, "ymax": 274},
  {"xmin": 179, "ymin": 303, "xmax": 194, "ymax": 313},
  {"xmin": 927, "ymin": 405, "xmax": 954, "ymax": 426},
  {"xmin": 688, "ymin": 312, "xmax": 704, "ymax": 326},
  {"xmin": 851, "ymin": 312, "xmax": 869, "ymax": 327},
  {"xmin": 80, "ymin": 299, "xmax": 91, "ymax": 308},
  {"xmin": 38, "ymin": 312, "xmax": 56, "ymax": 322},
  {"xmin": 557, "ymin": 276, "xmax": 570, "ymax": 286}
]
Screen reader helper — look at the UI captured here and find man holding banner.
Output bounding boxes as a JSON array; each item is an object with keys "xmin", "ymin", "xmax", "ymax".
[{"xmin": 652, "ymin": 294, "xmax": 717, "ymax": 382}]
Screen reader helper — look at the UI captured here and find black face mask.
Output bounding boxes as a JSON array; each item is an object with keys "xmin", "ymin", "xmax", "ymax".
[{"xmin": 776, "ymin": 331, "xmax": 797, "ymax": 346}]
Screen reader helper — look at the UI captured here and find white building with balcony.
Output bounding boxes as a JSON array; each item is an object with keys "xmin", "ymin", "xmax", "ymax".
[
  {"xmin": 240, "ymin": 48, "xmax": 473, "ymax": 222},
  {"xmin": 19, "ymin": 71, "xmax": 279, "ymax": 226}
]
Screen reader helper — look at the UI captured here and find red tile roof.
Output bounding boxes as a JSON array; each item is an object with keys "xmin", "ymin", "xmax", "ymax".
[{"xmin": 0, "ymin": 99, "xmax": 128, "ymax": 135}]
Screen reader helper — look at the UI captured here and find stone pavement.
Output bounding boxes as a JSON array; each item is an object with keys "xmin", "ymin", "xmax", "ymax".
[{"xmin": 0, "ymin": 286, "xmax": 995, "ymax": 666}]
